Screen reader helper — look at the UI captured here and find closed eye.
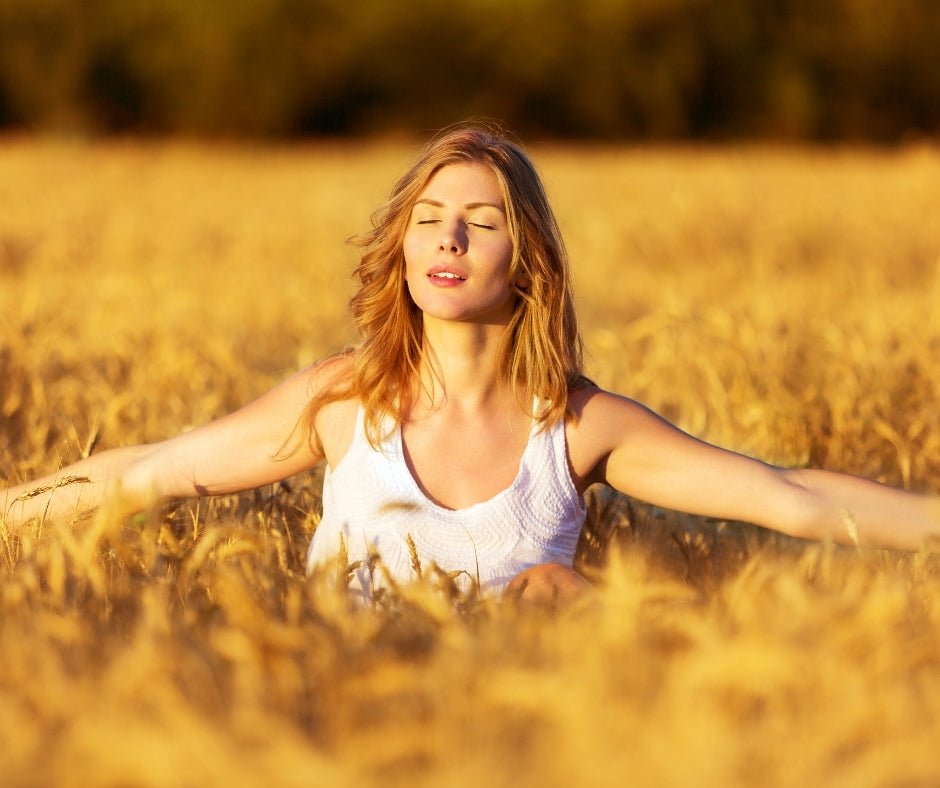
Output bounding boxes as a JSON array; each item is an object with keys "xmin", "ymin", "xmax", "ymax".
[
  {"xmin": 416, "ymin": 219, "xmax": 440, "ymax": 225},
  {"xmin": 470, "ymin": 223, "xmax": 495, "ymax": 230}
]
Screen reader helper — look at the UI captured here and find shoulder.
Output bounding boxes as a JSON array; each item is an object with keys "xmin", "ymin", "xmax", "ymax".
[
  {"xmin": 567, "ymin": 384, "xmax": 651, "ymax": 428},
  {"xmin": 266, "ymin": 352, "xmax": 354, "ymax": 406},
  {"xmin": 305, "ymin": 351, "xmax": 356, "ymax": 391},
  {"xmin": 565, "ymin": 385, "xmax": 667, "ymax": 488}
]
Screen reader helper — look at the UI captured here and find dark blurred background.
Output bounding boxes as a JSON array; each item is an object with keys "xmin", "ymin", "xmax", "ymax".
[{"xmin": 1, "ymin": 0, "xmax": 937, "ymax": 142}]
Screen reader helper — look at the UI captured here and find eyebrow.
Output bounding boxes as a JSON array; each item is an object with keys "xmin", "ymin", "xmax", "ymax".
[{"xmin": 414, "ymin": 198, "xmax": 505, "ymax": 212}]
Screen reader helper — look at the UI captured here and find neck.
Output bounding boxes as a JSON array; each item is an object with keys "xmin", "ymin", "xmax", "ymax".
[{"xmin": 416, "ymin": 316, "xmax": 509, "ymax": 412}]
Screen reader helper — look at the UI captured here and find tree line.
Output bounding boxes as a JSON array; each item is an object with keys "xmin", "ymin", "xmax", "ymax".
[{"xmin": 1, "ymin": 0, "xmax": 937, "ymax": 141}]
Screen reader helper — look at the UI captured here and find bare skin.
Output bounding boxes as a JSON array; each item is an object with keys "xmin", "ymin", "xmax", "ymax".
[
  {"xmin": 3, "ymin": 162, "xmax": 940, "ymax": 587},
  {"xmin": 504, "ymin": 562, "xmax": 594, "ymax": 605}
]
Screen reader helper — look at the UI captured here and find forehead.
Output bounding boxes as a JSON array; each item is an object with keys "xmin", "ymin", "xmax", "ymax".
[{"xmin": 417, "ymin": 161, "xmax": 505, "ymax": 205}]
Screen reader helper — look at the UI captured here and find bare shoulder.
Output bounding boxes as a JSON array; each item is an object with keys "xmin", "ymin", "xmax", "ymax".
[
  {"xmin": 565, "ymin": 386, "xmax": 671, "ymax": 489},
  {"xmin": 271, "ymin": 352, "xmax": 355, "ymax": 421},
  {"xmin": 304, "ymin": 351, "xmax": 355, "ymax": 391},
  {"xmin": 567, "ymin": 385, "xmax": 656, "ymax": 432}
]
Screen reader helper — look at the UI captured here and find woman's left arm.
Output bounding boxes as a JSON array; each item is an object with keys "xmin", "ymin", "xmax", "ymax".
[{"xmin": 574, "ymin": 390, "xmax": 940, "ymax": 551}]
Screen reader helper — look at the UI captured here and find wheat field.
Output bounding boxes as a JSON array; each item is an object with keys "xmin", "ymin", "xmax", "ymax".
[{"xmin": 2, "ymin": 137, "xmax": 940, "ymax": 787}]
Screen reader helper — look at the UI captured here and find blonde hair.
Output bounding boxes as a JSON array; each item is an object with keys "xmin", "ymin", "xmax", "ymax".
[{"xmin": 305, "ymin": 120, "xmax": 586, "ymax": 449}]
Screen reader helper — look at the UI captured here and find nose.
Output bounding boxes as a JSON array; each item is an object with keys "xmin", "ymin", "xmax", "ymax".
[{"xmin": 439, "ymin": 222, "xmax": 467, "ymax": 255}]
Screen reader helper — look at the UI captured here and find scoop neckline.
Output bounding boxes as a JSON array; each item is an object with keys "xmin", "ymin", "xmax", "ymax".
[{"xmin": 395, "ymin": 417, "xmax": 538, "ymax": 516}]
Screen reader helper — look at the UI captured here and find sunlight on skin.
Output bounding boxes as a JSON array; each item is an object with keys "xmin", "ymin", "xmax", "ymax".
[
  {"xmin": 503, "ymin": 562, "xmax": 595, "ymax": 605},
  {"xmin": 1, "ymin": 142, "xmax": 940, "ymax": 786}
]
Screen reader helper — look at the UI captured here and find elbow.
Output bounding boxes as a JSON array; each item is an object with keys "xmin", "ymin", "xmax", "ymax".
[
  {"xmin": 115, "ymin": 444, "xmax": 166, "ymax": 512},
  {"xmin": 772, "ymin": 469, "xmax": 831, "ymax": 542}
]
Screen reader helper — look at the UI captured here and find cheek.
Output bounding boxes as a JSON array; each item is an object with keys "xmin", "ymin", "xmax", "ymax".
[
  {"xmin": 491, "ymin": 241, "xmax": 515, "ymax": 278},
  {"xmin": 402, "ymin": 235, "xmax": 422, "ymax": 280}
]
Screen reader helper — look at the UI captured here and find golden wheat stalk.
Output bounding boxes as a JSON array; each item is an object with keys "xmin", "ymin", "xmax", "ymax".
[{"xmin": 12, "ymin": 475, "xmax": 93, "ymax": 504}]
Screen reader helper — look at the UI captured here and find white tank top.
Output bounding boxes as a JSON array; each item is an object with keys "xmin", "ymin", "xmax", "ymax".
[{"xmin": 306, "ymin": 405, "xmax": 587, "ymax": 598}]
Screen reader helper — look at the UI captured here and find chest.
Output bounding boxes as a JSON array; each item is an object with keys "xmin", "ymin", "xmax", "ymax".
[{"xmin": 401, "ymin": 411, "xmax": 531, "ymax": 510}]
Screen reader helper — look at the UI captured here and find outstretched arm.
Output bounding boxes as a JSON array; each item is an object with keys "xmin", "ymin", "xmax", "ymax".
[
  {"xmin": 2, "ymin": 444, "xmax": 155, "ymax": 528},
  {"xmin": 2, "ymin": 362, "xmax": 333, "ymax": 529},
  {"xmin": 574, "ymin": 390, "xmax": 940, "ymax": 551}
]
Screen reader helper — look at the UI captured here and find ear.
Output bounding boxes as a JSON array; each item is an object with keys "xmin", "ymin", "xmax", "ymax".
[{"xmin": 515, "ymin": 272, "xmax": 531, "ymax": 289}]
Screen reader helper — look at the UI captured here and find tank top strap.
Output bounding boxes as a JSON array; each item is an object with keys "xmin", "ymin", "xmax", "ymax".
[
  {"xmin": 354, "ymin": 401, "xmax": 366, "ymax": 438},
  {"xmin": 326, "ymin": 402, "xmax": 371, "ymax": 480}
]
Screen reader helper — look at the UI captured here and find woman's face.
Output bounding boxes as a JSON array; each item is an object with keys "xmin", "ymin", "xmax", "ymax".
[{"xmin": 403, "ymin": 162, "xmax": 516, "ymax": 325}]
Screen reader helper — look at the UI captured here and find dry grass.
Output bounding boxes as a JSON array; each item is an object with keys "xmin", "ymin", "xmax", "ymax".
[{"xmin": 2, "ymin": 137, "xmax": 940, "ymax": 787}]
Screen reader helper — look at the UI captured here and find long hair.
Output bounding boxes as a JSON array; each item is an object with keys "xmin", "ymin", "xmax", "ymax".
[{"xmin": 303, "ymin": 120, "xmax": 585, "ymax": 450}]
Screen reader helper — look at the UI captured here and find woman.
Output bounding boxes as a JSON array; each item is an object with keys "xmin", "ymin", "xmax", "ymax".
[{"xmin": 3, "ymin": 122, "xmax": 939, "ymax": 601}]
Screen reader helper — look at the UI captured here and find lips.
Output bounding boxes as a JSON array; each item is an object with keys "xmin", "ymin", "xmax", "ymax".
[{"xmin": 427, "ymin": 265, "xmax": 467, "ymax": 284}]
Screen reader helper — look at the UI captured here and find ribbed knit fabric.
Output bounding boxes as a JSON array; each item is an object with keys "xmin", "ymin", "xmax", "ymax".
[{"xmin": 306, "ymin": 405, "xmax": 587, "ymax": 598}]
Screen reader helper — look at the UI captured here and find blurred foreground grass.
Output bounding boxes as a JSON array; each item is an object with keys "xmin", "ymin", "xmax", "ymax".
[{"xmin": 2, "ymin": 138, "xmax": 940, "ymax": 786}]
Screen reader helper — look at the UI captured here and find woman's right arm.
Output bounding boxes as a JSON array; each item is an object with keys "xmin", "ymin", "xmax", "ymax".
[{"xmin": 1, "ymin": 361, "xmax": 335, "ymax": 529}]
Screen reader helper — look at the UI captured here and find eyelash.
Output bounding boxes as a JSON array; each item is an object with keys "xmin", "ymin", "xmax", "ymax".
[{"xmin": 416, "ymin": 219, "xmax": 495, "ymax": 230}]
